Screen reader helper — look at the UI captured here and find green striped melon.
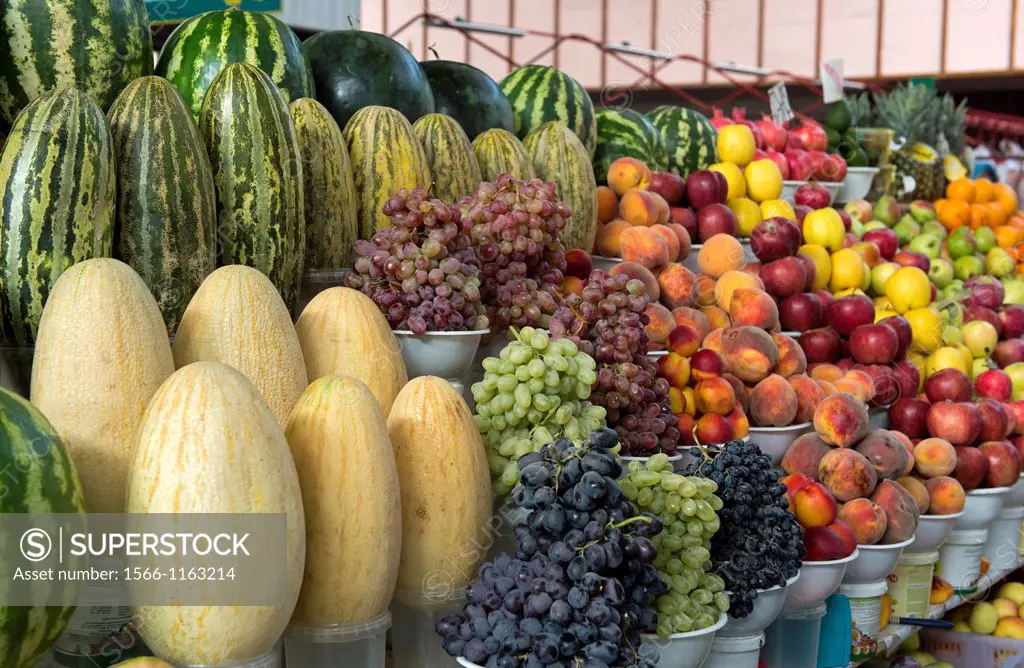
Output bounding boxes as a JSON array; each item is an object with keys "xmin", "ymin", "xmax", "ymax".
[
  {"xmin": 523, "ymin": 122, "xmax": 598, "ymax": 253},
  {"xmin": 472, "ymin": 129, "xmax": 535, "ymax": 182},
  {"xmin": 290, "ymin": 98, "xmax": 358, "ymax": 270},
  {"xmin": 342, "ymin": 106, "xmax": 431, "ymax": 238},
  {"xmin": 31, "ymin": 259, "xmax": 175, "ymax": 514},
  {"xmin": 0, "ymin": 387, "xmax": 85, "ymax": 668},
  {"xmin": 0, "ymin": 87, "xmax": 115, "ymax": 346},
  {"xmin": 412, "ymin": 113, "xmax": 481, "ymax": 203},
  {"xmin": 108, "ymin": 76, "xmax": 218, "ymax": 336},
  {"xmin": 200, "ymin": 62, "xmax": 306, "ymax": 313},
  {"xmin": 155, "ymin": 8, "xmax": 315, "ymax": 122},
  {"xmin": 593, "ymin": 107, "xmax": 668, "ymax": 182},
  {"xmin": 646, "ymin": 105, "xmax": 718, "ymax": 179},
  {"xmin": 499, "ymin": 65, "xmax": 597, "ymax": 158},
  {"xmin": 128, "ymin": 361, "xmax": 304, "ymax": 665},
  {"xmin": 0, "ymin": 0, "xmax": 153, "ymax": 126}
]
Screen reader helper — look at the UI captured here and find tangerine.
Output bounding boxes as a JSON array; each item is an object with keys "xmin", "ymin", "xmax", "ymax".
[
  {"xmin": 946, "ymin": 177, "xmax": 976, "ymax": 202},
  {"xmin": 996, "ymin": 225, "xmax": 1022, "ymax": 249},
  {"xmin": 975, "ymin": 177, "xmax": 995, "ymax": 203},
  {"xmin": 994, "ymin": 183, "xmax": 1019, "ymax": 217},
  {"xmin": 939, "ymin": 198, "xmax": 970, "ymax": 230},
  {"xmin": 969, "ymin": 203, "xmax": 993, "ymax": 229}
]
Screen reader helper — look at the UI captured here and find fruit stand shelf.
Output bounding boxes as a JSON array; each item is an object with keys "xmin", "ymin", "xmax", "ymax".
[{"xmin": 851, "ymin": 555, "xmax": 1024, "ymax": 667}]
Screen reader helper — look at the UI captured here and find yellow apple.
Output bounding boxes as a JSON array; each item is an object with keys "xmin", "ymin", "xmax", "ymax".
[
  {"xmin": 999, "ymin": 582, "xmax": 1024, "ymax": 605},
  {"xmin": 963, "ymin": 320, "xmax": 999, "ymax": 359},
  {"xmin": 993, "ymin": 597, "xmax": 1019, "ymax": 619},
  {"xmin": 970, "ymin": 601, "xmax": 999, "ymax": 634},
  {"xmin": 926, "ymin": 347, "xmax": 970, "ymax": 377},
  {"xmin": 995, "ymin": 617, "xmax": 1024, "ymax": 639}
]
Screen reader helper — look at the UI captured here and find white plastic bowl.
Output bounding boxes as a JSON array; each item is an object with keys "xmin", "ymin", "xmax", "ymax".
[
  {"xmin": 1007, "ymin": 474, "xmax": 1024, "ymax": 507},
  {"xmin": 738, "ymin": 238, "xmax": 757, "ymax": 263},
  {"xmin": 647, "ymin": 350, "xmax": 669, "ymax": 360},
  {"xmin": 641, "ymin": 613, "xmax": 727, "ymax": 668},
  {"xmin": 720, "ymin": 572, "xmax": 801, "ymax": 637},
  {"xmin": 868, "ymin": 406, "xmax": 890, "ymax": 431},
  {"xmin": 780, "ymin": 331, "xmax": 802, "ymax": 340},
  {"xmin": 784, "ymin": 550, "xmax": 858, "ymax": 609},
  {"xmin": 821, "ymin": 181, "xmax": 843, "ymax": 203},
  {"xmin": 591, "ymin": 255, "xmax": 622, "ymax": 273},
  {"xmin": 621, "ymin": 454, "xmax": 684, "ymax": 465},
  {"xmin": 910, "ymin": 512, "xmax": 965, "ymax": 552},
  {"xmin": 836, "ymin": 167, "xmax": 880, "ymax": 203},
  {"xmin": 681, "ymin": 245, "xmax": 701, "ymax": 273},
  {"xmin": 842, "ymin": 537, "xmax": 914, "ymax": 584},
  {"xmin": 749, "ymin": 423, "xmax": 813, "ymax": 465},
  {"xmin": 393, "ymin": 329, "xmax": 488, "ymax": 381},
  {"xmin": 955, "ymin": 486, "xmax": 1011, "ymax": 530}
]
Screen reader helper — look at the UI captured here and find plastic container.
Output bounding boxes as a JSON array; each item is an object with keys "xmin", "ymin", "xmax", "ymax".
[
  {"xmin": 761, "ymin": 603, "xmax": 827, "ymax": 668},
  {"xmin": 748, "ymin": 423, "xmax": 812, "ymax": 466},
  {"xmin": 867, "ymin": 406, "xmax": 889, "ymax": 431},
  {"xmin": 640, "ymin": 612, "xmax": 727, "ymax": 668},
  {"xmin": 738, "ymin": 239, "xmax": 757, "ymax": 263},
  {"xmin": 0, "ymin": 345, "xmax": 33, "ymax": 398},
  {"xmin": 285, "ymin": 611, "xmax": 389, "ymax": 668},
  {"xmin": 391, "ymin": 587, "xmax": 467, "ymax": 668},
  {"xmin": 985, "ymin": 505, "xmax": 1024, "ymax": 570},
  {"xmin": 888, "ymin": 550, "xmax": 939, "ymax": 618},
  {"xmin": 393, "ymin": 329, "xmax": 488, "ymax": 381},
  {"xmin": 785, "ymin": 550, "xmax": 859, "ymax": 609},
  {"xmin": 296, "ymin": 269, "xmax": 348, "ymax": 316},
  {"xmin": 647, "ymin": 350, "xmax": 668, "ymax": 361},
  {"xmin": 921, "ymin": 628, "xmax": 1024, "ymax": 668},
  {"xmin": 955, "ymin": 486, "xmax": 1011, "ymax": 530},
  {"xmin": 181, "ymin": 645, "xmax": 282, "ymax": 668},
  {"xmin": 836, "ymin": 167, "xmax": 881, "ymax": 202},
  {"xmin": 701, "ymin": 632, "xmax": 764, "ymax": 668},
  {"xmin": 621, "ymin": 454, "xmax": 683, "ymax": 466},
  {"xmin": 936, "ymin": 528, "xmax": 988, "ymax": 594},
  {"xmin": 590, "ymin": 256, "xmax": 622, "ymax": 273},
  {"xmin": 842, "ymin": 537, "xmax": 914, "ymax": 584},
  {"xmin": 838, "ymin": 579, "xmax": 888, "ymax": 663},
  {"xmin": 910, "ymin": 512, "xmax": 964, "ymax": 552},
  {"xmin": 1008, "ymin": 473, "xmax": 1024, "ymax": 506},
  {"xmin": 721, "ymin": 572, "xmax": 800, "ymax": 637}
]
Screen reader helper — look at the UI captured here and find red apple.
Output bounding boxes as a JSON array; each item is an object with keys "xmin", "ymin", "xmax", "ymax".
[
  {"xmin": 696, "ymin": 203, "xmax": 738, "ymax": 242},
  {"xmin": 862, "ymin": 363, "xmax": 899, "ymax": 406},
  {"xmin": 1000, "ymin": 307, "xmax": 1024, "ymax": 340},
  {"xmin": 794, "ymin": 182, "xmax": 831, "ymax": 210},
  {"xmin": 798, "ymin": 327, "xmax": 842, "ymax": 364},
  {"xmin": 848, "ymin": 323, "xmax": 899, "ymax": 365},
  {"xmin": 893, "ymin": 249, "xmax": 930, "ymax": 272},
  {"xmin": 979, "ymin": 440, "xmax": 1023, "ymax": 488},
  {"xmin": 785, "ymin": 149, "xmax": 814, "ymax": 181},
  {"xmin": 837, "ymin": 208, "xmax": 852, "ymax": 232},
  {"xmin": 924, "ymin": 368, "xmax": 973, "ymax": 403},
  {"xmin": 879, "ymin": 316, "xmax": 912, "ymax": 361},
  {"xmin": 564, "ymin": 249, "xmax": 593, "ymax": 280},
  {"xmin": 863, "ymin": 228, "xmax": 899, "ymax": 260},
  {"xmin": 795, "ymin": 254, "xmax": 817, "ymax": 291},
  {"xmin": 976, "ymin": 369, "xmax": 1013, "ymax": 402},
  {"xmin": 779, "ymin": 293, "xmax": 823, "ymax": 332},
  {"xmin": 750, "ymin": 217, "xmax": 800, "ymax": 263},
  {"xmin": 888, "ymin": 398, "xmax": 930, "ymax": 439},
  {"xmin": 977, "ymin": 398, "xmax": 1011, "ymax": 441},
  {"xmin": 1006, "ymin": 401, "xmax": 1024, "ymax": 435},
  {"xmin": 993, "ymin": 339, "xmax": 1024, "ymax": 368},
  {"xmin": 669, "ymin": 207, "xmax": 698, "ymax": 241},
  {"xmin": 812, "ymin": 289, "xmax": 836, "ymax": 310},
  {"xmin": 825, "ymin": 294, "xmax": 875, "ymax": 337},
  {"xmin": 963, "ymin": 277, "xmax": 1005, "ymax": 311},
  {"xmin": 650, "ymin": 171, "xmax": 685, "ymax": 206},
  {"xmin": 760, "ymin": 257, "xmax": 807, "ymax": 299},
  {"xmin": 794, "ymin": 204, "xmax": 813, "ymax": 225},
  {"xmin": 686, "ymin": 170, "xmax": 725, "ymax": 210},
  {"xmin": 892, "ymin": 359, "xmax": 921, "ymax": 399},
  {"xmin": 927, "ymin": 401, "xmax": 982, "ymax": 446},
  {"xmin": 954, "ymin": 445, "xmax": 989, "ymax": 491}
]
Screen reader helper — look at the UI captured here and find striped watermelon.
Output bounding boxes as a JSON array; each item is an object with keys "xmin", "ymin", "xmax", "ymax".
[
  {"xmin": 0, "ymin": 0, "xmax": 153, "ymax": 126},
  {"xmin": 290, "ymin": 98, "xmax": 359, "ymax": 271},
  {"xmin": 155, "ymin": 8, "xmax": 315, "ymax": 122},
  {"xmin": 523, "ymin": 122, "xmax": 598, "ymax": 253},
  {"xmin": 646, "ymin": 106, "xmax": 718, "ymax": 179},
  {"xmin": 0, "ymin": 386, "xmax": 86, "ymax": 668},
  {"xmin": 472, "ymin": 129, "xmax": 535, "ymax": 182},
  {"xmin": 0, "ymin": 88, "xmax": 115, "ymax": 346},
  {"xmin": 108, "ymin": 77, "xmax": 218, "ymax": 336},
  {"xmin": 200, "ymin": 63, "xmax": 306, "ymax": 313},
  {"xmin": 499, "ymin": 65, "xmax": 597, "ymax": 158},
  {"xmin": 593, "ymin": 107, "xmax": 668, "ymax": 182},
  {"xmin": 343, "ymin": 106, "xmax": 431, "ymax": 239},
  {"xmin": 420, "ymin": 61, "xmax": 515, "ymax": 140},
  {"xmin": 413, "ymin": 113, "xmax": 482, "ymax": 203}
]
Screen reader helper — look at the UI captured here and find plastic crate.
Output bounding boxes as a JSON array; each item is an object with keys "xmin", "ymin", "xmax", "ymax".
[{"xmin": 920, "ymin": 629, "xmax": 1024, "ymax": 668}]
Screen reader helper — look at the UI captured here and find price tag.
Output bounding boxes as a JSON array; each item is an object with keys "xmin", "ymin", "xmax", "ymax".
[
  {"xmin": 820, "ymin": 58, "xmax": 845, "ymax": 104},
  {"xmin": 768, "ymin": 82, "xmax": 794, "ymax": 126}
]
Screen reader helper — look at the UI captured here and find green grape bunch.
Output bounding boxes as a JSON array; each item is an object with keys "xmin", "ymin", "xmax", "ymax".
[
  {"xmin": 621, "ymin": 455, "xmax": 730, "ymax": 637},
  {"xmin": 473, "ymin": 326, "xmax": 608, "ymax": 496}
]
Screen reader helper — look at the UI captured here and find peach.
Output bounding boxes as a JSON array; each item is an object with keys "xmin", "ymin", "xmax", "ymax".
[
  {"xmin": 805, "ymin": 522, "xmax": 856, "ymax": 561},
  {"xmin": 925, "ymin": 476, "xmax": 966, "ymax": 515},
  {"xmin": 619, "ymin": 189, "xmax": 662, "ymax": 227},
  {"xmin": 783, "ymin": 471, "xmax": 813, "ymax": 498},
  {"xmin": 657, "ymin": 263, "xmax": 698, "ymax": 310},
  {"xmin": 838, "ymin": 498, "xmax": 888, "ymax": 545},
  {"xmin": 722, "ymin": 373, "xmax": 751, "ymax": 414},
  {"xmin": 698, "ymin": 233, "xmax": 745, "ymax": 278},
  {"xmin": 595, "ymin": 219, "xmax": 630, "ymax": 257},
  {"xmin": 809, "ymin": 363, "xmax": 844, "ymax": 383},
  {"xmin": 666, "ymin": 223, "xmax": 692, "ymax": 260},
  {"xmin": 701, "ymin": 305, "xmax": 732, "ymax": 331},
  {"xmin": 841, "ymin": 369, "xmax": 877, "ymax": 402},
  {"xmin": 682, "ymin": 387, "xmax": 696, "ymax": 416},
  {"xmin": 787, "ymin": 374, "xmax": 826, "ymax": 423},
  {"xmin": 896, "ymin": 476, "xmax": 930, "ymax": 514},
  {"xmin": 597, "ymin": 185, "xmax": 618, "ymax": 223},
  {"xmin": 693, "ymin": 274, "xmax": 718, "ymax": 307},
  {"xmin": 913, "ymin": 437, "xmax": 957, "ymax": 478},
  {"xmin": 715, "ymin": 270, "xmax": 765, "ymax": 312},
  {"xmin": 782, "ymin": 432, "xmax": 832, "ymax": 480},
  {"xmin": 607, "ymin": 157, "xmax": 651, "ymax": 196},
  {"xmin": 653, "ymin": 192, "xmax": 671, "ymax": 225},
  {"xmin": 891, "ymin": 431, "xmax": 916, "ymax": 476},
  {"xmin": 657, "ymin": 353, "xmax": 691, "ymax": 389},
  {"xmin": 695, "ymin": 377, "xmax": 736, "ymax": 416},
  {"xmin": 816, "ymin": 379, "xmax": 837, "ymax": 397},
  {"xmin": 561, "ymin": 276, "xmax": 583, "ymax": 296},
  {"xmin": 644, "ymin": 303, "xmax": 675, "ymax": 346},
  {"xmin": 720, "ymin": 326, "xmax": 779, "ymax": 384},
  {"xmin": 610, "ymin": 261, "xmax": 660, "ymax": 300},
  {"xmin": 726, "ymin": 402, "xmax": 750, "ymax": 439},
  {"xmin": 690, "ymin": 349, "xmax": 724, "ymax": 382},
  {"xmin": 671, "ymin": 307, "xmax": 711, "ymax": 342},
  {"xmin": 729, "ymin": 287, "xmax": 779, "ymax": 330},
  {"xmin": 666, "ymin": 324, "xmax": 701, "ymax": 357},
  {"xmin": 794, "ymin": 481, "xmax": 839, "ymax": 528},
  {"xmin": 854, "ymin": 429, "xmax": 912, "ymax": 480},
  {"xmin": 833, "ymin": 378, "xmax": 870, "ymax": 402},
  {"xmin": 678, "ymin": 413, "xmax": 697, "ymax": 444},
  {"xmin": 703, "ymin": 328, "xmax": 724, "ymax": 355},
  {"xmin": 621, "ymin": 226, "xmax": 670, "ymax": 269},
  {"xmin": 819, "ymin": 448, "xmax": 878, "ymax": 501},
  {"xmin": 871, "ymin": 479, "xmax": 921, "ymax": 543},
  {"xmin": 668, "ymin": 387, "xmax": 684, "ymax": 414},
  {"xmin": 651, "ymin": 224, "xmax": 680, "ymax": 261},
  {"xmin": 749, "ymin": 374, "xmax": 799, "ymax": 427},
  {"xmin": 832, "ymin": 519, "xmax": 859, "ymax": 556},
  {"xmin": 773, "ymin": 334, "xmax": 808, "ymax": 378},
  {"xmin": 814, "ymin": 392, "xmax": 870, "ymax": 448},
  {"xmin": 695, "ymin": 413, "xmax": 734, "ymax": 445}
]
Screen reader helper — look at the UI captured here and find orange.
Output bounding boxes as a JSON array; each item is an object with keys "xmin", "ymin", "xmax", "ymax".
[
  {"xmin": 994, "ymin": 183, "xmax": 1019, "ymax": 217},
  {"xmin": 970, "ymin": 203, "xmax": 993, "ymax": 229},
  {"xmin": 988, "ymin": 201, "xmax": 1008, "ymax": 227},
  {"xmin": 975, "ymin": 177, "xmax": 995, "ymax": 203},
  {"xmin": 946, "ymin": 177, "xmax": 976, "ymax": 203},
  {"xmin": 939, "ymin": 198, "xmax": 970, "ymax": 230},
  {"xmin": 996, "ymin": 225, "xmax": 1022, "ymax": 249}
]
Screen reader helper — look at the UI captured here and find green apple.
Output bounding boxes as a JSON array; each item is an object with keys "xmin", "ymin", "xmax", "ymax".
[
  {"xmin": 1006, "ymin": 362, "xmax": 1024, "ymax": 395},
  {"xmin": 963, "ymin": 320, "xmax": 999, "ymax": 358},
  {"xmin": 850, "ymin": 218, "xmax": 866, "ymax": 239},
  {"xmin": 975, "ymin": 226, "xmax": 996, "ymax": 253},
  {"xmin": 910, "ymin": 200, "xmax": 938, "ymax": 223},
  {"xmin": 954, "ymin": 255, "xmax": 985, "ymax": 280},
  {"xmin": 972, "ymin": 357, "xmax": 992, "ymax": 380},
  {"xmin": 942, "ymin": 282, "xmax": 966, "ymax": 302},
  {"xmin": 928, "ymin": 257, "xmax": 954, "ymax": 288},
  {"xmin": 947, "ymin": 227, "xmax": 977, "ymax": 259},
  {"xmin": 892, "ymin": 217, "xmax": 921, "ymax": 245},
  {"xmin": 922, "ymin": 220, "xmax": 948, "ymax": 240},
  {"xmin": 908, "ymin": 234, "xmax": 942, "ymax": 259},
  {"xmin": 1003, "ymin": 277, "xmax": 1024, "ymax": 305},
  {"xmin": 873, "ymin": 195, "xmax": 900, "ymax": 226},
  {"xmin": 987, "ymin": 247, "xmax": 1016, "ymax": 277},
  {"xmin": 871, "ymin": 262, "xmax": 901, "ymax": 296},
  {"xmin": 863, "ymin": 221, "xmax": 887, "ymax": 233}
]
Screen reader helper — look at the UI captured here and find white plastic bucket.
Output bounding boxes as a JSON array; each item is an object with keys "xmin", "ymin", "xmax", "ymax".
[
  {"xmin": 889, "ymin": 551, "xmax": 939, "ymax": 618},
  {"xmin": 937, "ymin": 528, "xmax": 988, "ymax": 594},
  {"xmin": 286, "ymin": 611, "xmax": 390, "ymax": 668},
  {"xmin": 762, "ymin": 603, "xmax": 827, "ymax": 668},
  {"xmin": 986, "ymin": 506, "xmax": 1024, "ymax": 571},
  {"xmin": 839, "ymin": 579, "xmax": 889, "ymax": 663},
  {"xmin": 701, "ymin": 632, "xmax": 764, "ymax": 668}
]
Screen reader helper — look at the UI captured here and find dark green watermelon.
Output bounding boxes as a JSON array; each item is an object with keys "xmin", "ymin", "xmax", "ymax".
[
  {"xmin": 420, "ymin": 61, "xmax": 514, "ymax": 140},
  {"xmin": 646, "ymin": 106, "xmax": 718, "ymax": 179},
  {"xmin": 302, "ymin": 30, "xmax": 434, "ymax": 130},
  {"xmin": 593, "ymin": 107, "xmax": 668, "ymax": 182}
]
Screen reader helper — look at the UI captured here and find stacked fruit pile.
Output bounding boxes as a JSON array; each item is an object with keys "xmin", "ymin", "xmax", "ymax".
[{"xmin": 946, "ymin": 582, "xmax": 1024, "ymax": 640}]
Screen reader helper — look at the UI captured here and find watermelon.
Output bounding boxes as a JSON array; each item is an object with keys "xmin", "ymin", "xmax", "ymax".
[
  {"xmin": 303, "ymin": 31, "xmax": 434, "ymax": 131},
  {"xmin": 200, "ymin": 63, "xmax": 306, "ymax": 313},
  {"xmin": 523, "ymin": 122, "xmax": 598, "ymax": 253},
  {"xmin": 343, "ymin": 106, "xmax": 431, "ymax": 240},
  {"xmin": 593, "ymin": 107, "xmax": 668, "ymax": 182},
  {"xmin": 499, "ymin": 65, "xmax": 597, "ymax": 158},
  {"xmin": 420, "ymin": 61, "xmax": 515, "ymax": 140},
  {"xmin": 413, "ymin": 113, "xmax": 482, "ymax": 203},
  {"xmin": 0, "ymin": 0, "xmax": 153, "ymax": 126},
  {"xmin": 0, "ymin": 88, "xmax": 115, "ymax": 346},
  {"xmin": 155, "ymin": 8, "xmax": 315, "ymax": 122},
  {"xmin": 646, "ymin": 105, "xmax": 718, "ymax": 179},
  {"xmin": 107, "ymin": 77, "xmax": 218, "ymax": 336},
  {"xmin": 472, "ymin": 129, "xmax": 535, "ymax": 182},
  {"xmin": 0, "ymin": 386, "xmax": 86, "ymax": 668}
]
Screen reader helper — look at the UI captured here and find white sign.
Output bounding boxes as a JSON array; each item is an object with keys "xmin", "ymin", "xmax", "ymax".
[
  {"xmin": 768, "ymin": 82, "xmax": 794, "ymax": 125},
  {"xmin": 820, "ymin": 58, "xmax": 845, "ymax": 104}
]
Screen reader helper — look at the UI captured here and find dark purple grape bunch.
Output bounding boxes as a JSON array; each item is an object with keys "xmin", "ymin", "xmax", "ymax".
[{"xmin": 436, "ymin": 429, "xmax": 664, "ymax": 668}]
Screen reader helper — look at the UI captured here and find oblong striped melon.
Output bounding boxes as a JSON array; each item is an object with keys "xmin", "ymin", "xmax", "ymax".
[
  {"xmin": 472, "ymin": 128, "xmax": 535, "ymax": 182},
  {"xmin": 31, "ymin": 259, "xmax": 174, "ymax": 514},
  {"xmin": 499, "ymin": 65, "xmax": 597, "ymax": 157},
  {"xmin": 285, "ymin": 375, "xmax": 401, "ymax": 625},
  {"xmin": 127, "ymin": 361, "xmax": 305, "ymax": 665},
  {"xmin": 413, "ymin": 113, "xmax": 482, "ymax": 203},
  {"xmin": 172, "ymin": 265, "xmax": 308, "ymax": 430}
]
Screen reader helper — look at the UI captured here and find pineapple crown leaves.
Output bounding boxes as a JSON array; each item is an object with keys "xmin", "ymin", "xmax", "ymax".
[{"xmin": 868, "ymin": 83, "xmax": 966, "ymax": 154}]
